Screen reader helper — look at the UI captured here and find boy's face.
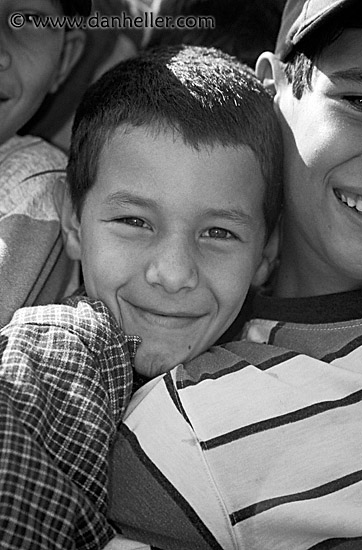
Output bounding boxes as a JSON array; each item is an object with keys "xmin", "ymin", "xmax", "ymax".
[
  {"xmin": 272, "ymin": 29, "xmax": 362, "ymax": 295},
  {"xmin": 0, "ymin": 0, "xmax": 84, "ymax": 145},
  {"xmin": 67, "ymin": 127, "xmax": 268, "ymax": 378}
]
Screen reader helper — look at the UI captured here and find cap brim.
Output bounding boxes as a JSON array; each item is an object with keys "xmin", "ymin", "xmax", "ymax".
[{"xmin": 276, "ymin": 0, "xmax": 352, "ymax": 60}]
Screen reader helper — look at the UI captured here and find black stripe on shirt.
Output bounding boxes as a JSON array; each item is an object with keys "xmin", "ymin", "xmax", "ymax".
[
  {"xmin": 230, "ymin": 469, "xmax": 362, "ymax": 525},
  {"xmin": 255, "ymin": 350, "xmax": 299, "ymax": 371},
  {"xmin": 308, "ymin": 536, "xmax": 362, "ymax": 549},
  {"xmin": 178, "ymin": 350, "xmax": 299, "ymax": 391},
  {"xmin": 164, "ymin": 373, "xmax": 191, "ymax": 426},
  {"xmin": 322, "ymin": 335, "xmax": 362, "ymax": 363},
  {"xmin": 200, "ymin": 388, "xmax": 362, "ymax": 450},
  {"xmin": 120, "ymin": 424, "xmax": 224, "ymax": 550},
  {"xmin": 268, "ymin": 322, "xmax": 285, "ymax": 344},
  {"xmin": 178, "ymin": 359, "xmax": 250, "ymax": 389}
]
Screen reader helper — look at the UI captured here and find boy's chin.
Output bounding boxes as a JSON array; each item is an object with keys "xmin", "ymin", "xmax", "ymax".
[{"xmin": 133, "ymin": 345, "xmax": 195, "ymax": 379}]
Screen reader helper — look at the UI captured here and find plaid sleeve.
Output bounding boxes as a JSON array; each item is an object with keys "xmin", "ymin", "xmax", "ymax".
[
  {"xmin": 0, "ymin": 396, "xmax": 114, "ymax": 550},
  {"xmin": 0, "ymin": 297, "xmax": 138, "ymax": 549}
]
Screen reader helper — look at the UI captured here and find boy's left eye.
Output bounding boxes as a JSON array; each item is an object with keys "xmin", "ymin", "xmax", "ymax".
[
  {"xmin": 342, "ymin": 95, "xmax": 362, "ymax": 111},
  {"xmin": 201, "ymin": 227, "xmax": 235, "ymax": 239}
]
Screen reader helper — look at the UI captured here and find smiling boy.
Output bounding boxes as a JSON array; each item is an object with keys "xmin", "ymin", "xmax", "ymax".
[
  {"xmin": 0, "ymin": 0, "xmax": 87, "ymax": 144},
  {"xmin": 255, "ymin": 0, "xmax": 362, "ymax": 299},
  {"xmin": 237, "ymin": 0, "xmax": 362, "ymax": 349},
  {"xmin": 62, "ymin": 44, "xmax": 282, "ymax": 378},
  {"xmin": 0, "ymin": 0, "xmax": 89, "ymax": 328},
  {"xmin": 0, "ymin": 45, "xmax": 282, "ymax": 548},
  {"xmin": 65, "ymin": 129, "xmax": 270, "ymax": 378},
  {"xmin": 106, "ymin": 3, "xmax": 362, "ymax": 549}
]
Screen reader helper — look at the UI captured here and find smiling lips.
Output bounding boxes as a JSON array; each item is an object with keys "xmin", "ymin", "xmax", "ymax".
[
  {"xmin": 335, "ymin": 188, "xmax": 362, "ymax": 213},
  {"xmin": 129, "ymin": 303, "xmax": 205, "ymax": 329}
]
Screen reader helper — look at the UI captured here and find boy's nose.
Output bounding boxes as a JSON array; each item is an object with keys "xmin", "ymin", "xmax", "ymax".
[{"xmin": 145, "ymin": 238, "xmax": 199, "ymax": 294}]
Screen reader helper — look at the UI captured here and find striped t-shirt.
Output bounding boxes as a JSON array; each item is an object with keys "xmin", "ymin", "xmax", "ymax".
[{"xmin": 109, "ymin": 290, "xmax": 362, "ymax": 549}]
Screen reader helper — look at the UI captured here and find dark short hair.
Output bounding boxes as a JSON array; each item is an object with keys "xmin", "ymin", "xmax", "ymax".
[
  {"xmin": 59, "ymin": 0, "xmax": 92, "ymax": 16},
  {"xmin": 283, "ymin": 1, "xmax": 362, "ymax": 99},
  {"xmin": 67, "ymin": 45, "xmax": 283, "ymax": 237},
  {"xmin": 148, "ymin": 0, "xmax": 285, "ymax": 68}
]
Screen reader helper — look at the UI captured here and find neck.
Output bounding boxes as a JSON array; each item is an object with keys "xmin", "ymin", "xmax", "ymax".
[{"xmin": 274, "ymin": 229, "xmax": 361, "ymax": 298}]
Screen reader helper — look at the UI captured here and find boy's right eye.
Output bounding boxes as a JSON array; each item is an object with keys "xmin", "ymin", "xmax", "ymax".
[
  {"xmin": 23, "ymin": 13, "xmax": 41, "ymax": 24},
  {"xmin": 112, "ymin": 217, "xmax": 151, "ymax": 229},
  {"xmin": 8, "ymin": 11, "xmax": 50, "ymax": 29}
]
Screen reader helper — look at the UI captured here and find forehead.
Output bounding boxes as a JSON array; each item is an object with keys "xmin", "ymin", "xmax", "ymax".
[
  {"xmin": 314, "ymin": 28, "xmax": 362, "ymax": 79},
  {"xmin": 99, "ymin": 125, "xmax": 261, "ymax": 180},
  {"xmin": 93, "ymin": 126, "xmax": 265, "ymax": 219}
]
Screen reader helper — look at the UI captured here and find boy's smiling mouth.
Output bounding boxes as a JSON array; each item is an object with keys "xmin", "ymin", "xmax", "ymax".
[
  {"xmin": 123, "ymin": 300, "xmax": 207, "ymax": 330},
  {"xmin": 334, "ymin": 188, "xmax": 362, "ymax": 213}
]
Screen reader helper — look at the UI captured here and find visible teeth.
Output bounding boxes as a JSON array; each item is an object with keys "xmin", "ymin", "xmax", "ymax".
[
  {"xmin": 335, "ymin": 189, "xmax": 362, "ymax": 212},
  {"xmin": 336, "ymin": 188, "xmax": 362, "ymax": 212}
]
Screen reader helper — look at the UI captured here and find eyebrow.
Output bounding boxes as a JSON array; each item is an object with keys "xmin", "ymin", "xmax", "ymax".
[
  {"xmin": 103, "ymin": 191, "xmax": 159, "ymax": 210},
  {"xmin": 103, "ymin": 191, "xmax": 253, "ymax": 226},
  {"xmin": 329, "ymin": 68, "xmax": 362, "ymax": 84},
  {"xmin": 202, "ymin": 207, "xmax": 254, "ymax": 227}
]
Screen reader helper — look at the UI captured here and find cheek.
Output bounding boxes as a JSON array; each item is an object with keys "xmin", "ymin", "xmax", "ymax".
[
  {"xmin": 297, "ymin": 127, "xmax": 340, "ymax": 170},
  {"xmin": 286, "ymin": 99, "xmax": 344, "ymax": 171},
  {"xmin": 211, "ymin": 256, "xmax": 255, "ymax": 315},
  {"xmin": 19, "ymin": 73, "xmax": 56, "ymax": 117},
  {"xmin": 83, "ymin": 235, "xmax": 142, "ymax": 299},
  {"xmin": 80, "ymin": 234, "xmax": 115, "ymax": 292},
  {"xmin": 21, "ymin": 43, "xmax": 64, "ymax": 96}
]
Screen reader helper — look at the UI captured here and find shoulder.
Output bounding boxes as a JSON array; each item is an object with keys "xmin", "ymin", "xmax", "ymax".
[
  {"xmin": 112, "ymin": 342, "xmax": 362, "ymax": 549},
  {"xmin": 1, "ymin": 296, "xmax": 135, "ymax": 423},
  {"xmin": 2, "ymin": 297, "xmax": 120, "ymax": 355},
  {"xmin": 0, "ymin": 135, "xmax": 67, "ymax": 220},
  {"xmin": 0, "ymin": 135, "xmax": 66, "ymax": 169}
]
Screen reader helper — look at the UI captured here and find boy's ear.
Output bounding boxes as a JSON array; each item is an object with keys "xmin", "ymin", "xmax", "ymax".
[
  {"xmin": 49, "ymin": 29, "xmax": 86, "ymax": 94},
  {"xmin": 55, "ymin": 183, "xmax": 82, "ymax": 261},
  {"xmin": 251, "ymin": 220, "xmax": 281, "ymax": 288},
  {"xmin": 255, "ymin": 52, "xmax": 287, "ymax": 97}
]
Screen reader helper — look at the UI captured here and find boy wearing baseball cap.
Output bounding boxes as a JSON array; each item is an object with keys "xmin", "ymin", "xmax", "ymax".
[{"xmin": 244, "ymin": 0, "xmax": 362, "ymax": 336}]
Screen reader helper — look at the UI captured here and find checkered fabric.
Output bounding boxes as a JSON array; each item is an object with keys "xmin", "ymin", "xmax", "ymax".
[{"xmin": 0, "ymin": 295, "xmax": 140, "ymax": 549}]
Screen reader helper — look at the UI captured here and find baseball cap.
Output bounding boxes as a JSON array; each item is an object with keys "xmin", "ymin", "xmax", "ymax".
[
  {"xmin": 275, "ymin": 0, "xmax": 355, "ymax": 60},
  {"xmin": 60, "ymin": 0, "xmax": 93, "ymax": 16}
]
